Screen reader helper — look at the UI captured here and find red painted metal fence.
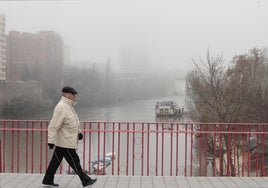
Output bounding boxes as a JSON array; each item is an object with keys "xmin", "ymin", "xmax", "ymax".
[{"xmin": 0, "ymin": 120, "xmax": 267, "ymax": 176}]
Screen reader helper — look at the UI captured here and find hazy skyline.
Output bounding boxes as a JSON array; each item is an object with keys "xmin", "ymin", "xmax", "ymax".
[{"xmin": 1, "ymin": 0, "xmax": 268, "ymax": 72}]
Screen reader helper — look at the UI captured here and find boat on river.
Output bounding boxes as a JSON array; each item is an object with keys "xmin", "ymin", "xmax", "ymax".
[{"xmin": 155, "ymin": 101, "xmax": 183, "ymax": 117}]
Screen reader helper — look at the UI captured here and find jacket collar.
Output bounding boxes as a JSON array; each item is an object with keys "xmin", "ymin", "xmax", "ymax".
[{"xmin": 61, "ymin": 96, "xmax": 75, "ymax": 106}]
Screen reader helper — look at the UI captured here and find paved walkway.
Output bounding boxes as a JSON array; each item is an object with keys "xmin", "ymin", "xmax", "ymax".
[{"xmin": 1, "ymin": 173, "xmax": 268, "ymax": 188}]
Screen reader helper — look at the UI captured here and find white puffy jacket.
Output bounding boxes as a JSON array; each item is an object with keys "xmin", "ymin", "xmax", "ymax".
[{"xmin": 48, "ymin": 96, "xmax": 81, "ymax": 149}]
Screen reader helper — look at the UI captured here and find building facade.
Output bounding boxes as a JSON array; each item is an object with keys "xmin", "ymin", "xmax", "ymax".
[
  {"xmin": 6, "ymin": 30, "xmax": 64, "ymax": 82},
  {"xmin": 0, "ymin": 14, "xmax": 6, "ymax": 81},
  {"xmin": 120, "ymin": 45, "xmax": 148, "ymax": 76},
  {"xmin": 119, "ymin": 31, "xmax": 149, "ymax": 78}
]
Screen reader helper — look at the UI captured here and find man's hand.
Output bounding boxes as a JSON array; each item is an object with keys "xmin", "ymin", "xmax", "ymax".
[
  {"xmin": 48, "ymin": 143, "xmax": 54, "ymax": 149},
  {"xmin": 78, "ymin": 133, "xmax": 83, "ymax": 140}
]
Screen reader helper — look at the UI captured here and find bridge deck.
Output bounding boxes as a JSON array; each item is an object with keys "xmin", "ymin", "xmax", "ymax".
[{"xmin": 0, "ymin": 173, "xmax": 268, "ymax": 188}]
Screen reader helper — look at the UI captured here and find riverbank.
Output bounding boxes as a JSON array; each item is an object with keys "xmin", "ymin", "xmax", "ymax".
[{"xmin": 0, "ymin": 95, "xmax": 186, "ymax": 122}]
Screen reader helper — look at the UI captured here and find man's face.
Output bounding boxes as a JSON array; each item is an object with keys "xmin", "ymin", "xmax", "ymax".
[{"xmin": 65, "ymin": 93, "xmax": 76, "ymax": 101}]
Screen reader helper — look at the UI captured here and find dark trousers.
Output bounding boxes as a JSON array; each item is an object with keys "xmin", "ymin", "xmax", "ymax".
[{"xmin": 42, "ymin": 146, "xmax": 91, "ymax": 184}]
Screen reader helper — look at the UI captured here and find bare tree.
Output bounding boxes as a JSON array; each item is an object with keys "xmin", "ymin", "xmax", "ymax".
[
  {"xmin": 229, "ymin": 47, "xmax": 268, "ymax": 122},
  {"xmin": 186, "ymin": 48, "xmax": 268, "ymax": 123},
  {"xmin": 185, "ymin": 49, "xmax": 268, "ymax": 176},
  {"xmin": 186, "ymin": 50, "xmax": 248, "ymax": 123}
]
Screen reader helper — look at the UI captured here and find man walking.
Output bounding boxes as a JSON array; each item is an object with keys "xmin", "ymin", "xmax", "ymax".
[{"xmin": 42, "ymin": 86, "xmax": 97, "ymax": 187}]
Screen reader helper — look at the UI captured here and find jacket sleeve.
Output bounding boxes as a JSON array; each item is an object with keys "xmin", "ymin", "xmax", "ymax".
[{"xmin": 47, "ymin": 106, "xmax": 65, "ymax": 144}]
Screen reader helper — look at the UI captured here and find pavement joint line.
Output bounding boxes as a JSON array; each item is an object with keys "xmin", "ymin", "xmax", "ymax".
[
  {"xmin": 185, "ymin": 177, "xmax": 193, "ymax": 188},
  {"xmin": 101, "ymin": 175, "xmax": 109, "ymax": 188},
  {"xmin": 207, "ymin": 176, "xmax": 216, "ymax": 188},
  {"xmin": 162, "ymin": 176, "xmax": 166, "ymax": 188},
  {"xmin": 2, "ymin": 173, "xmax": 20, "ymax": 186},
  {"xmin": 64, "ymin": 174, "xmax": 76, "ymax": 187},
  {"xmin": 174, "ymin": 176, "xmax": 180, "ymax": 188},
  {"xmin": 196, "ymin": 176, "xmax": 205, "ymax": 188},
  {"xmin": 116, "ymin": 175, "xmax": 120, "ymax": 187},
  {"xmin": 151, "ymin": 176, "xmax": 155, "ymax": 188},
  {"xmin": 234, "ymin": 177, "xmax": 247, "ymax": 187},
  {"xmin": 218, "ymin": 176, "xmax": 229, "ymax": 187},
  {"xmin": 15, "ymin": 173, "xmax": 34, "ymax": 187},
  {"xmin": 251, "ymin": 177, "xmax": 266, "ymax": 187}
]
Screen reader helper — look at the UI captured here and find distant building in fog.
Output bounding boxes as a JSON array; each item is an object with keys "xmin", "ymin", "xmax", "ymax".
[
  {"xmin": 71, "ymin": 60, "xmax": 107, "ymax": 74},
  {"xmin": 175, "ymin": 79, "xmax": 186, "ymax": 95},
  {"xmin": 120, "ymin": 32, "xmax": 148, "ymax": 78},
  {"xmin": 6, "ymin": 30, "xmax": 66, "ymax": 82},
  {"xmin": 120, "ymin": 46, "xmax": 148, "ymax": 75},
  {"xmin": 0, "ymin": 14, "xmax": 6, "ymax": 81},
  {"xmin": 63, "ymin": 45, "xmax": 70, "ymax": 65}
]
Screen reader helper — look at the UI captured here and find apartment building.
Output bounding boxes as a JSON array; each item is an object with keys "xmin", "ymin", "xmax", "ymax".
[
  {"xmin": 6, "ymin": 30, "xmax": 64, "ymax": 81},
  {"xmin": 0, "ymin": 14, "xmax": 6, "ymax": 81}
]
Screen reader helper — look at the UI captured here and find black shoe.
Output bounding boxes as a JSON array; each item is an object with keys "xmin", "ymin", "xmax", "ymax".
[
  {"xmin": 82, "ymin": 178, "xmax": 97, "ymax": 187},
  {"xmin": 42, "ymin": 182, "xmax": 59, "ymax": 187}
]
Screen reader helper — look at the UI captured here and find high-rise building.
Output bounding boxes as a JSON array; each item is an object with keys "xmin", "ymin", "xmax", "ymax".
[
  {"xmin": 6, "ymin": 30, "xmax": 64, "ymax": 82},
  {"xmin": 0, "ymin": 14, "xmax": 6, "ymax": 81},
  {"xmin": 120, "ymin": 32, "xmax": 148, "ymax": 77},
  {"xmin": 120, "ymin": 45, "xmax": 148, "ymax": 75}
]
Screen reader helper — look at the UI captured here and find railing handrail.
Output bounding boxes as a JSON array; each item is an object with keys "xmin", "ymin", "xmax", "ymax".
[
  {"xmin": 0, "ymin": 127, "xmax": 267, "ymax": 135},
  {"xmin": 0, "ymin": 120, "xmax": 267, "ymax": 176},
  {"xmin": 1, "ymin": 119, "xmax": 268, "ymax": 125}
]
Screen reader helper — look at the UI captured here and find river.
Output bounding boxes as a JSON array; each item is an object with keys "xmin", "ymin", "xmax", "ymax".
[
  {"xmin": 9, "ymin": 95, "xmax": 186, "ymax": 122},
  {"xmin": 2, "ymin": 95, "xmax": 203, "ymax": 176},
  {"xmin": 77, "ymin": 95, "xmax": 187, "ymax": 122}
]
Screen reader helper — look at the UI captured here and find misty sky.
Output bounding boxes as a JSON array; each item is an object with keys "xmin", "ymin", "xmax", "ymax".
[{"xmin": 1, "ymin": 0, "xmax": 268, "ymax": 72}]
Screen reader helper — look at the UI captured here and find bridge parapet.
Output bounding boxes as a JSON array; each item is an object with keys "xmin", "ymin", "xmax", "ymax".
[{"xmin": 0, "ymin": 120, "xmax": 267, "ymax": 176}]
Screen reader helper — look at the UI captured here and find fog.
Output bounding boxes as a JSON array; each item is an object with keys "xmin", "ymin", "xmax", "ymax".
[{"xmin": 1, "ymin": 0, "xmax": 268, "ymax": 73}]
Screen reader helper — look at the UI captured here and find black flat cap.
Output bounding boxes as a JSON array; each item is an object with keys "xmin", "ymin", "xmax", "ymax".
[{"xmin": 62, "ymin": 86, "xmax": 78, "ymax": 95}]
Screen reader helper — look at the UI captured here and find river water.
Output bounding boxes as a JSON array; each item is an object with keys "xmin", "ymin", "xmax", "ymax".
[
  {"xmin": 2, "ymin": 95, "xmax": 204, "ymax": 176},
  {"xmin": 13, "ymin": 95, "xmax": 186, "ymax": 122},
  {"xmin": 77, "ymin": 95, "xmax": 187, "ymax": 122},
  {"xmin": 75, "ymin": 95, "xmax": 195, "ymax": 176}
]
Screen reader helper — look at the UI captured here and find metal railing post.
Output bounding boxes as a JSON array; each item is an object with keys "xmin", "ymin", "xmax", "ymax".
[{"xmin": 0, "ymin": 139, "xmax": 2, "ymax": 173}]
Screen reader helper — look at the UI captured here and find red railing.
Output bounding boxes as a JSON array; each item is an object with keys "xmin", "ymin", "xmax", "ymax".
[{"xmin": 0, "ymin": 120, "xmax": 267, "ymax": 176}]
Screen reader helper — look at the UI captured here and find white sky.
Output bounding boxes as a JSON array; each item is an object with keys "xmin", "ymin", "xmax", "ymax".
[{"xmin": 1, "ymin": 0, "xmax": 268, "ymax": 72}]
